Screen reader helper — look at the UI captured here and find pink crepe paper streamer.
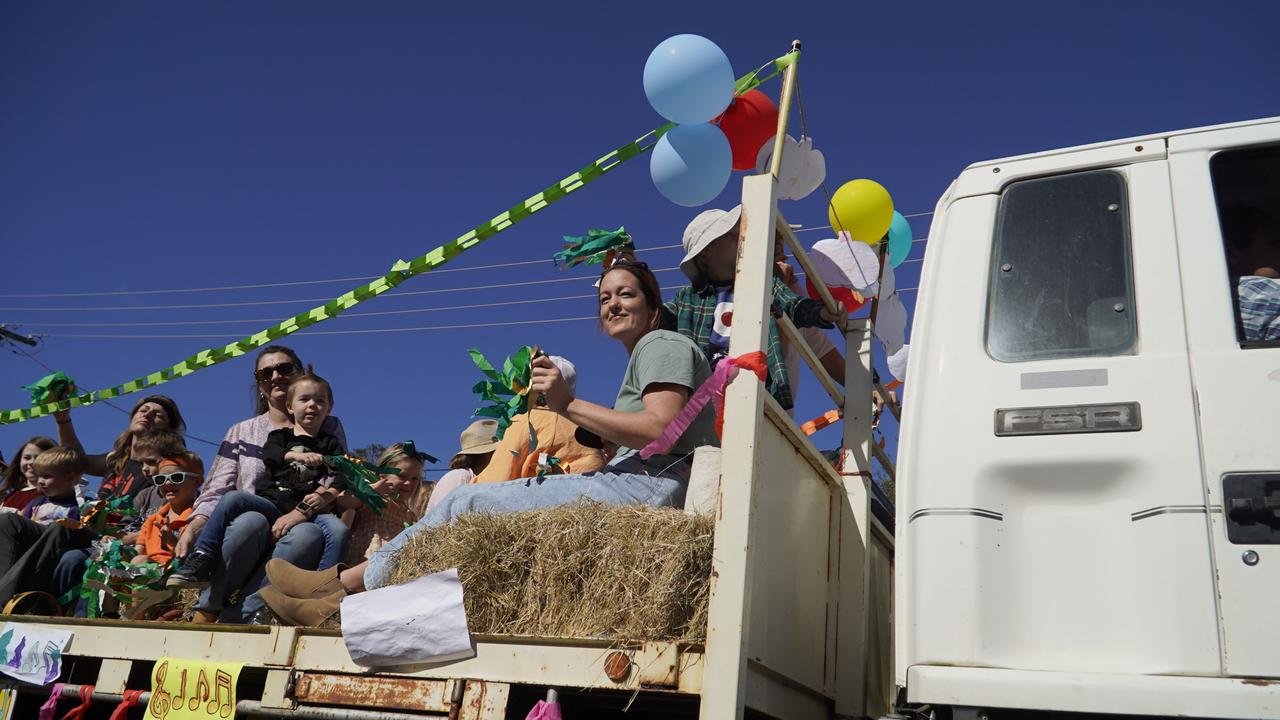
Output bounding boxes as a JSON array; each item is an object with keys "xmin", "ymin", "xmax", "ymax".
[
  {"xmin": 640, "ymin": 352, "xmax": 767, "ymax": 460},
  {"xmin": 525, "ymin": 699, "xmax": 564, "ymax": 720},
  {"xmin": 37, "ymin": 683, "xmax": 65, "ymax": 720}
]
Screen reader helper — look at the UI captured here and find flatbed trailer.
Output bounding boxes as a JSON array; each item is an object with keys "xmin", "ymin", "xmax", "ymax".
[{"xmin": 1, "ymin": 170, "xmax": 896, "ymax": 720}]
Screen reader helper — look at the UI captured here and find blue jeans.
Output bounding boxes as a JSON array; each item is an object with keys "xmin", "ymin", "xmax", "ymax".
[
  {"xmin": 364, "ymin": 454, "xmax": 686, "ymax": 590},
  {"xmin": 196, "ymin": 491, "xmax": 350, "ymax": 570},
  {"xmin": 194, "ymin": 492, "xmax": 350, "ymax": 622}
]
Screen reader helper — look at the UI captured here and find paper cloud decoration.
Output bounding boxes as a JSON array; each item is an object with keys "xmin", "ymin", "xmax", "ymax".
[
  {"xmin": 887, "ymin": 344, "xmax": 909, "ymax": 383},
  {"xmin": 809, "ymin": 234, "xmax": 881, "ymax": 296},
  {"xmin": 755, "ymin": 134, "xmax": 825, "ymax": 201}
]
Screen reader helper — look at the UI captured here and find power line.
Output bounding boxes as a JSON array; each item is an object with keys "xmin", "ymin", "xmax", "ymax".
[
  {"xmin": 36, "ymin": 315, "xmax": 600, "ymax": 339},
  {"xmin": 30, "ymin": 292, "xmax": 920, "ymax": 339},
  {"xmin": 0, "ymin": 244, "xmax": 685, "ymax": 300},
  {"xmin": 0, "ymin": 267, "xmax": 684, "ymax": 312},
  {"xmin": 8, "ymin": 285, "xmax": 685, "ymax": 328},
  {"xmin": 5, "ymin": 343, "xmax": 221, "ymax": 448}
]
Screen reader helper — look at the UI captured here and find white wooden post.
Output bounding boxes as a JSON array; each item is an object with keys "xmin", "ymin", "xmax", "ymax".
[
  {"xmin": 699, "ymin": 173, "xmax": 778, "ymax": 720},
  {"xmin": 836, "ymin": 318, "xmax": 874, "ymax": 718}
]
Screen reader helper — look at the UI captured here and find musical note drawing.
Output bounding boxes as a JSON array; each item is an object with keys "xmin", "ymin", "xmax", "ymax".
[
  {"xmin": 147, "ymin": 660, "xmax": 171, "ymax": 718},
  {"xmin": 209, "ymin": 670, "xmax": 234, "ymax": 718},
  {"xmin": 188, "ymin": 668, "xmax": 210, "ymax": 712},
  {"xmin": 173, "ymin": 667, "xmax": 188, "ymax": 708}
]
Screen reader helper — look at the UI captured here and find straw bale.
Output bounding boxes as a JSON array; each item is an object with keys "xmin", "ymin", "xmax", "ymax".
[{"xmin": 385, "ymin": 500, "xmax": 715, "ymax": 641}]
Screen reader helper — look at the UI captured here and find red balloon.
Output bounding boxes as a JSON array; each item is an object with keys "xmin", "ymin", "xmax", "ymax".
[
  {"xmin": 714, "ymin": 89, "xmax": 779, "ymax": 171},
  {"xmin": 806, "ymin": 278, "xmax": 866, "ymax": 313}
]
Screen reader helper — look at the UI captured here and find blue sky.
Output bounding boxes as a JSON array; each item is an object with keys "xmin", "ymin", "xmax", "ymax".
[{"xmin": 2, "ymin": 1, "xmax": 1277, "ymax": 484}]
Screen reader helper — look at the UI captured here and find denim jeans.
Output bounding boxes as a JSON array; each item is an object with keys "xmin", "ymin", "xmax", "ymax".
[
  {"xmin": 195, "ymin": 509, "xmax": 325, "ymax": 621},
  {"xmin": 193, "ymin": 491, "xmax": 349, "ymax": 622},
  {"xmin": 196, "ymin": 491, "xmax": 350, "ymax": 571},
  {"xmin": 364, "ymin": 454, "xmax": 686, "ymax": 590}
]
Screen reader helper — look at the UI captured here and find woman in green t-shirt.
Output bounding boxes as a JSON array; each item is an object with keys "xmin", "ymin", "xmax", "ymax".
[{"xmin": 257, "ymin": 260, "xmax": 720, "ymax": 626}]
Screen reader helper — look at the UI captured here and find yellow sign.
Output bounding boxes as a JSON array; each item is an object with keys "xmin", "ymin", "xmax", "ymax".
[{"xmin": 147, "ymin": 657, "xmax": 243, "ymax": 720}]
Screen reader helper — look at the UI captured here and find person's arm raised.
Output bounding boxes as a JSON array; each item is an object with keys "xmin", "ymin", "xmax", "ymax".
[
  {"xmin": 51, "ymin": 403, "xmax": 108, "ymax": 478},
  {"xmin": 529, "ymin": 355, "xmax": 689, "ymax": 451}
]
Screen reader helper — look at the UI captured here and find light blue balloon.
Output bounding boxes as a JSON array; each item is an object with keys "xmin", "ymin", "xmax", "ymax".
[
  {"xmin": 643, "ymin": 34, "xmax": 735, "ymax": 124},
  {"xmin": 888, "ymin": 211, "xmax": 912, "ymax": 268},
  {"xmin": 650, "ymin": 123, "xmax": 732, "ymax": 207}
]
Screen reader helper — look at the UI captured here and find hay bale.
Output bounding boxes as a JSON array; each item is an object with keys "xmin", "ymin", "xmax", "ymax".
[{"xmin": 386, "ymin": 501, "xmax": 715, "ymax": 641}]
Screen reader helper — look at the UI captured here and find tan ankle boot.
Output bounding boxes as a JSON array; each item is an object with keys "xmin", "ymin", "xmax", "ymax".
[
  {"xmin": 193, "ymin": 609, "xmax": 219, "ymax": 624},
  {"xmin": 258, "ymin": 586, "xmax": 343, "ymax": 627},
  {"xmin": 265, "ymin": 559, "xmax": 346, "ymax": 599}
]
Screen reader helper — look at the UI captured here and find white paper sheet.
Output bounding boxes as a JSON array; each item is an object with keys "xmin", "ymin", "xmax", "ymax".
[
  {"xmin": 0, "ymin": 622, "xmax": 72, "ymax": 686},
  {"xmin": 340, "ymin": 568, "xmax": 474, "ymax": 668}
]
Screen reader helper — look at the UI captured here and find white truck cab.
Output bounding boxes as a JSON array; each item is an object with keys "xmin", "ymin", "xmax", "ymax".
[{"xmin": 897, "ymin": 116, "xmax": 1280, "ymax": 719}]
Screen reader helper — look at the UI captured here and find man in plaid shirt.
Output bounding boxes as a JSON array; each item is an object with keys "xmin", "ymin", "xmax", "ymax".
[
  {"xmin": 664, "ymin": 206, "xmax": 835, "ymax": 411},
  {"xmin": 1223, "ymin": 206, "xmax": 1280, "ymax": 343}
]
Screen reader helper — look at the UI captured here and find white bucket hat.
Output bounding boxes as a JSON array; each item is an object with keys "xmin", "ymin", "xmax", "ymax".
[
  {"xmin": 680, "ymin": 205, "xmax": 742, "ymax": 284},
  {"xmin": 548, "ymin": 355, "xmax": 576, "ymax": 396}
]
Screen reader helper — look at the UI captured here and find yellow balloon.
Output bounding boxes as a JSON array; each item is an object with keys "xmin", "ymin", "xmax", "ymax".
[{"xmin": 828, "ymin": 179, "xmax": 894, "ymax": 245}]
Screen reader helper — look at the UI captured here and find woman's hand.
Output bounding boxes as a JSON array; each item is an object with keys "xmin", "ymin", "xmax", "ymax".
[
  {"xmin": 174, "ymin": 515, "xmax": 208, "ymax": 559},
  {"xmin": 530, "ymin": 355, "xmax": 574, "ymax": 413},
  {"xmin": 272, "ymin": 510, "xmax": 308, "ymax": 539}
]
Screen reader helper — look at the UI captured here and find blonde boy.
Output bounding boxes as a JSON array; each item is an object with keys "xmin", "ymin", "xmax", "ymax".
[{"xmin": 24, "ymin": 447, "xmax": 84, "ymax": 525}]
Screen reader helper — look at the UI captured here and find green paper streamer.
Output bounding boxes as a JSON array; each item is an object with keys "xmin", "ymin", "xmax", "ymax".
[
  {"xmin": 0, "ymin": 51, "xmax": 794, "ymax": 426},
  {"xmin": 325, "ymin": 455, "xmax": 393, "ymax": 515},
  {"xmin": 76, "ymin": 538, "xmax": 168, "ymax": 618},
  {"xmin": 20, "ymin": 371, "xmax": 75, "ymax": 405},
  {"xmin": 552, "ymin": 227, "xmax": 634, "ymax": 268}
]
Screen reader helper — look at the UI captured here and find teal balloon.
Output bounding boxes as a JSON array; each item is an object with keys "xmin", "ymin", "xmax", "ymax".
[
  {"xmin": 650, "ymin": 124, "xmax": 732, "ymax": 207},
  {"xmin": 643, "ymin": 34, "xmax": 735, "ymax": 124},
  {"xmin": 888, "ymin": 211, "xmax": 912, "ymax": 268}
]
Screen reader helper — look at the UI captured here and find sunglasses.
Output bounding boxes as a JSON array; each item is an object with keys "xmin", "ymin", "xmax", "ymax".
[
  {"xmin": 254, "ymin": 362, "xmax": 299, "ymax": 383},
  {"xmin": 152, "ymin": 471, "xmax": 198, "ymax": 487},
  {"xmin": 607, "ymin": 257, "xmax": 649, "ymax": 271}
]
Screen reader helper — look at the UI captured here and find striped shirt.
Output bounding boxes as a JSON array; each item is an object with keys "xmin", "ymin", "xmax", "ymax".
[{"xmin": 1238, "ymin": 276, "xmax": 1280, "ymax": 342}]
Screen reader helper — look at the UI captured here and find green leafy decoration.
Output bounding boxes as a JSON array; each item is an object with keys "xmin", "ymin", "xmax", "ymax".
[
  {"xmin": 469, "ymin": 346, "xmax": 535, "ymax": 440},
  {"xmin": 20, "ymin": 371, "xmax": 75, "ymax": 405},
  {"xmin": 552, "ymin": 228, "xmax": 634, "ymax": 269},
  {"xmin": 325, "ymin": 454, "xmax": 395, "ymax": 515}
]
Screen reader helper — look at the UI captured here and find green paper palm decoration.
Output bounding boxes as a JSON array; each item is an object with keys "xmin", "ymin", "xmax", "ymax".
[
  {"xmin": 552, "ymin": 228, "xmax": 634, "ymax": 269},
  {"xmin": 325, "ymin": 454, "xmax": 395, "ymax": 515},
  {"xmin": 21, "ymin": 371, "xmax": 75, "ymax": 405},
  {"xmin": 469, "ymin": 346, "xmax": 534, "ymax": 440}
]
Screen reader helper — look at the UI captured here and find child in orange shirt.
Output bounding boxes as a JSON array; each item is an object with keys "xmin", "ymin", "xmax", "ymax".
[{"xmin": 132, "ymin": 452, "xmax": 203, "ymax": 567}]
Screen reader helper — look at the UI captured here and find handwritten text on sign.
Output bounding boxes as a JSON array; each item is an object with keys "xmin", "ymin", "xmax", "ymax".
[{"xmin": 147, "ymin": 657, "xmax": 242, "ymax": 720}]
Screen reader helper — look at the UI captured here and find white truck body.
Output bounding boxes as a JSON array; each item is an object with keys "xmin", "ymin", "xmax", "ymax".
[{"xmin": 898, "ymin": 115, "xmax": 1280, "ymax": 718}]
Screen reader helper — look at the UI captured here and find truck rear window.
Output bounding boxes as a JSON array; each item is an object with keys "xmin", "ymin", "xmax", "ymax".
[{"xmin": 986, "ymin": 169, "xmax": 1136, "ymax": 362}]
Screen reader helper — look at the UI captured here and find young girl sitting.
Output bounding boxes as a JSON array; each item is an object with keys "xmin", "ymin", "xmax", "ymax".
[
  {"xmin": 330, "ymin": 442, "xmax": 426, "ymax": 566},
  {"xmin": 1, "ymin": 437, "xmax": 55, "ymax": 514},
  {"xmin": 168, "ymin": 370, "xmax": 348, "ymax": 588}
]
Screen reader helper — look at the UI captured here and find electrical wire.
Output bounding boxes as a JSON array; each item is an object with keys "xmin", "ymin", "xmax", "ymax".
[
  {"xmin": 29, "ymin": 289, "xmax": 920, "ymax": 339},
  {"xmin": 0, "ymin": 244, "xmax": 683, "ymax": 300},
  {"xmin": 0, "ymin": 267, "xmax": 684, "ymax": 312},
  {"xmin": 5, "ymin": 343, "xmax": 221, "ymax": 448},
  {"xmin": 9, "ymin": 285, "xmax": 686, "ymax": 328}
]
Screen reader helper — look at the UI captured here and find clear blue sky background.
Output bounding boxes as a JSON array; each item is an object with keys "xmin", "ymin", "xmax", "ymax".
[{"xmin": 2, "ymin": 1, "xmax": 1277, "ymax": 486}]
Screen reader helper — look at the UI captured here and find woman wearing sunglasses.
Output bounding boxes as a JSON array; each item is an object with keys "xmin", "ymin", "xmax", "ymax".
[
  {"xmin": 174, "ymin": 345, "xmax": 350, "ymax": 623},
  {"xmin": 259, "ymin": 260, "xmax": 721, "ymax": 625}
]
